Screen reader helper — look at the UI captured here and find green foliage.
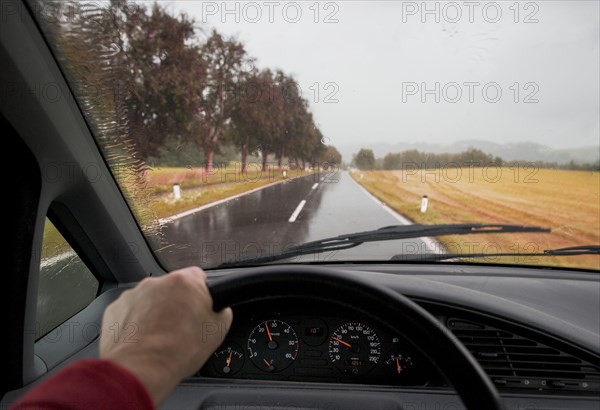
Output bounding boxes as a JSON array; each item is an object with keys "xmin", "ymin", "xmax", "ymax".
[
  {"xmin": 146, "ymin": 139, "xmax": 238, "ymax": 167},
  {"xmin": 315, "ymin": 145, "xmax": 343, "ymax": 165},
  {"xmin": 381, "ymin": 148, "xmax": 600, "ymax": 171},
  {"xmin": 354, "ymin": 149, "xmax": 376, "ymax": 170},
  {"xmin": 383, "ymin": 148, "xmax": 495, "ymax": 170},
  {"xmin": 44, "ymin": 0, "xmax": 340, "ymax": 172}
]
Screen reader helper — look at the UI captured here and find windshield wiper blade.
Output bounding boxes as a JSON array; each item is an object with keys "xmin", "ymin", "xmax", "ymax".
[
  {"xmin": 391, "ymin": 245, "xmax": 600, "ymax": 262},
  {"xmin": 218, "ymin": 223, "xmax": 550, "ymax": 268}
]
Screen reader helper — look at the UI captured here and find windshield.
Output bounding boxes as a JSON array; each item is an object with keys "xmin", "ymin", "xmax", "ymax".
[{"xmin": 33, "ymin": 0, "xmax": 599, "ymax": 270}]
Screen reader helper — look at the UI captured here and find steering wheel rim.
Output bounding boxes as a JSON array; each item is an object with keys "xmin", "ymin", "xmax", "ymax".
[{"xmin": 209, "ymin": 265, "xmax": 504, "ymax": 410}]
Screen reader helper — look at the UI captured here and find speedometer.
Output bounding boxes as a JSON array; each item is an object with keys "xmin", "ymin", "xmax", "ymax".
[{"xmin": 328, "ymin": 322, "xmax": 381, "ymax": 375}]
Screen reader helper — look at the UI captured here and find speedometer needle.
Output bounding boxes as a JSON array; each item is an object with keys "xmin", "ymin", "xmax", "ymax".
[
  {"xmin": 227, "ymin": 351, "xmax": 233, "ymax": 367},
  {"xmin": 333, "ymin": 337, "xmax": 352, "ymax": 348},
  {"xmin": 396, "ymin": 358, "xmax": 401, "ymax": 374}
]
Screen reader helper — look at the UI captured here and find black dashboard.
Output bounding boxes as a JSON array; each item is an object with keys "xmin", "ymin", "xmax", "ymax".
[
  {"xmin": 5, "ymin": 264, "xmax": 600, "ymax": 410},
  {"xmin": 197, "ymin": 295, "xmax": 600, "ymax": 397},
  {"xmin": 199, "ymin": 300, "xmax": 438, "ymax": 386}
]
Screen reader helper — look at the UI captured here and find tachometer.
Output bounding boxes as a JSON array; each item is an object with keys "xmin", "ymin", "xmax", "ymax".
[
  {"xmin": 247, "ymin": 319, "xmax": 299, "ymax": 372},
  {"xmin": 328, "ymin": 322, "xmax": 381, "ymax": 375}
]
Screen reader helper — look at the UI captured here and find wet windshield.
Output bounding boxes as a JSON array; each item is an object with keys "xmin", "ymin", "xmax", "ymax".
[{"xmin": 33, "ymin": 0, "xmax": 599, "ymax": 270}]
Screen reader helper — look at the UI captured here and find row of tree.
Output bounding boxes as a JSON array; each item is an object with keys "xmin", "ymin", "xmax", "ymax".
[
  {"xmin": 45, "ymin": 0, "xmax": 339, "ymax": 172},
  {"xmin": 353, "ymin": 148, "xmax": 600, "ymax": 171}
]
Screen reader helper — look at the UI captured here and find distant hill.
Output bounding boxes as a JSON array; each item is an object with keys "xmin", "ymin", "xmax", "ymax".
[{"xmin": 339, "ymin": 140, "xmax": 600, "ymax": 165}]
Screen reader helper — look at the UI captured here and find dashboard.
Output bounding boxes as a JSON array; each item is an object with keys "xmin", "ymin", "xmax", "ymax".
[
  {"xmin": 196, "ymin": 282, "xmax": 600, "ymax": 398},
  {"xmin": 5, "ymin": 265, "xmax": 600, "ymax": 410},
  {"xmin": 199, "ymin": 300, "xmax": 439, "ymax": 386}
]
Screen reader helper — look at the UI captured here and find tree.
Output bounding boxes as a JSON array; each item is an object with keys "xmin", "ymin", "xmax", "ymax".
[
  {"xmin": 124, "ymin": 3, "xmax": 205, "ymax": 160},
  {"xmin": 227, "ymin": 69, "xmax": 272, "ymax": 173},
  {"xmin": 354, "ymin": 149, "xmax": 376, "ymax": 170},
  {"xmin": 45, "ymin": 1, "xmax": 328, "ymax": 177},
  {"xmin": 255, "ymin": 70, "xmax": 285, "ymax": 171},
  {"xmin": 314, "ymin": 145, "xmax": 342, "ymax": 167},
  {"xmin": 383, "ymin": 152, "xmax": 401, "ymax": 170},
  {"xmin": 197, "ymin": 30, "xmax": 248, "ymax": 172},
  {"xmin": 273, "ymin": 71, "xmax": 308, "ymax": 168}
]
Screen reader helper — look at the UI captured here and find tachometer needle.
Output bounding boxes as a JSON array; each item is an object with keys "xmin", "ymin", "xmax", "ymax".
[
  {"xmin": 396, "ymin": 357, "xmax": 401, "ymax": 374},
  {"xmin": 265, "ymin": 322, "xmax": 273, "ymax": 341},
  {"xmin": 263, "ymin": 358, "xmax": 271, "ymax": 367},
  {"xmin": 226, "ymin": 351, "xmax": 233, "ymax": 367},
  {"xmin": 333, "ymin": 337, "xmax": 352, "ymax": 348}
]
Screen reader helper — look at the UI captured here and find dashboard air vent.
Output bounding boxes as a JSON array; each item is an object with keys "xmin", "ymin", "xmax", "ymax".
[{"xmin": 447, "ymin": 318, "xmax": 600, "ymax": 394}]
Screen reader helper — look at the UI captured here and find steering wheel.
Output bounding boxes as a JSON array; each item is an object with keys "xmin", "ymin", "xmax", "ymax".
[{"xmin": 209, "ymin": 265, "xmax": 504, "ymax": 410}]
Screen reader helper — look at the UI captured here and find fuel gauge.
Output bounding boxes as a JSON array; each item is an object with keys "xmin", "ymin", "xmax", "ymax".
[
  {"xmin": 385, "ymin": 353, "xmax": 414, "ymax": 376},
  {"xmin": 212, "ymin": 342, "xmax": 244, "ymax": 376}
]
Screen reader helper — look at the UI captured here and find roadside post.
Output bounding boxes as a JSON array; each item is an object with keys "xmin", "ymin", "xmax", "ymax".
[
  {"xmin": 420, "ymin": 195, "xmax": 428, "ymax": 213},
  {"xmin": 173, "ymin": 183, "xmax": 181, "ymax": 201}
]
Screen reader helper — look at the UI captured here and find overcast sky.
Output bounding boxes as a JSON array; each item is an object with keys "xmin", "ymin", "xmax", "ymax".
[{"xmin": 166, "ymin": 1, "xmax": 599, "ymax": 149}]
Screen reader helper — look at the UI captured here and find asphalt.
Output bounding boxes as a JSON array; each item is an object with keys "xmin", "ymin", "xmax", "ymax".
[
  {"xmin": 35, "ymin": 171, "xmax": 437, "ymax": 339},
  {"xmin": 156, "ymin": 171, "xmax": 436, "ymax": 269}
]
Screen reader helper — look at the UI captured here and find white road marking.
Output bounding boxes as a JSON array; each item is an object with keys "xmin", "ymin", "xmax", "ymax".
[
  {"xmin": 288, "ymin": 200, "xmax": 307, "ymax": 223},
  {"xmin": 312, "ymin": 183, "xmax": 319, "ymax": 190},
  {"xmin": 348, "ymin": 173, "xmax": 443, "ymax": 254},
  {"xmin": 158, "ymin": 178, "xmax": 289, "ymax": 225}
]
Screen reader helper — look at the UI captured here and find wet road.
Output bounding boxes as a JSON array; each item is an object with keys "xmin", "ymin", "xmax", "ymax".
[{"xmin": 157, "ymin": 171, "xmax": 435, "ymax": 269}]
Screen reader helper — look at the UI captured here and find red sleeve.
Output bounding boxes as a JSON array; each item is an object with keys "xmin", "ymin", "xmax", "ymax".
[{"xmin": 10, "ymin": 359, "xmax": 154, "ymax": 410}]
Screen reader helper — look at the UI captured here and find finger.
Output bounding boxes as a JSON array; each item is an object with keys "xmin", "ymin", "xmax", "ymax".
[
  {"xmin": 185, "ymin": 266, "xmax": 207, "ymax": 280},
  {"xmin": 174, "ymin": 266, "xmax": 207, "ymax": 287},
  {"xmin": 215, "ymin": 307, "xmax": 233, "ymax": 331}
]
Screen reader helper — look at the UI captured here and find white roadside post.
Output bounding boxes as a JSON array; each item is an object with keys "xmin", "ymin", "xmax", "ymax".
[
  {"xmin": 283, "ymin": 170, "xmax": 287, "ymax": 178},
  {"xmin": 173, "ymin": 183, "xmax": 181, "ymax": 201},
  {"xmin": 420, "ymin": 195, "xmax": 428, "ymax": 213}
]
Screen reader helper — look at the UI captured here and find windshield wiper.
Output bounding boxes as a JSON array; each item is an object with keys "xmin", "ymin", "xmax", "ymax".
[
  {"xmin": 218, "ymin": 223, "xmax": 550, "ymax": 268},
  {"xmin": 391, "ymin": 245, "xmax": 600, "ymax": 262}
]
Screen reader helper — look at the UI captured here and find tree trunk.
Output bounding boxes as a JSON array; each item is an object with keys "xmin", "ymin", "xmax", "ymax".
[
  {"xmin": 277, "ymin": 147, "xmax": 285, "ymax": 168},
  {"xmin": 204, "ymin": 150, "xmax": 214, "ymax": 173},
  {"xmin": 241, "ymin": 142, "xmax": 249, "ymax": 174},
  {"xmin": 262, "ymin": 149, "xmax": 269, "ymax": 171}
]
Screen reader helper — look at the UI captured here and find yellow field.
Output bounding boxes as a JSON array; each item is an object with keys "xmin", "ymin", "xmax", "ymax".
[{"xmin": 352, "ymin": 168, "xmax": 600, "ymax": 270}]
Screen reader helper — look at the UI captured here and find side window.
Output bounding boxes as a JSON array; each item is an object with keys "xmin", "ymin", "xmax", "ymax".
[{"xmin": 36, "ymin": 218, "xmax": 99, "ymax": 339}]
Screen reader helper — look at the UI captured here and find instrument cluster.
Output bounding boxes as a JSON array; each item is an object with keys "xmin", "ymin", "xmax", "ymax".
[{"xmin": 199, "ymin": 301, "xmax": 438, "ymax": 386}]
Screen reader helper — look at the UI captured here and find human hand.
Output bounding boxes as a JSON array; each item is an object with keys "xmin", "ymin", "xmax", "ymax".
[{"xmin": 99, "ymin": 266, "xmax": 232, "ymax": 406}]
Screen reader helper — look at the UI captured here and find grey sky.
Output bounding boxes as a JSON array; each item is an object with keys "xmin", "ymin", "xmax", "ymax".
[{"xmin": 168, "ymin": 1, "xmax": 600, "ymax": 150}]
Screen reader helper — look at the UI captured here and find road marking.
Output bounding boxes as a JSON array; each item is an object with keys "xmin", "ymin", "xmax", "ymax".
[
  {"xmin": 288, "ymin": 200, "xmax": 307, "ymax": 223},
  {"xmin": 312, "ymin": 183, "xmax": 319, "ymax": 190},
  {"xmin": 158, "ymin": 177, "xmax": 299, "ymax": 225},
  {"xmin": 348, "ymin": 173, "xmax": 443, "ymax": 254}
]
